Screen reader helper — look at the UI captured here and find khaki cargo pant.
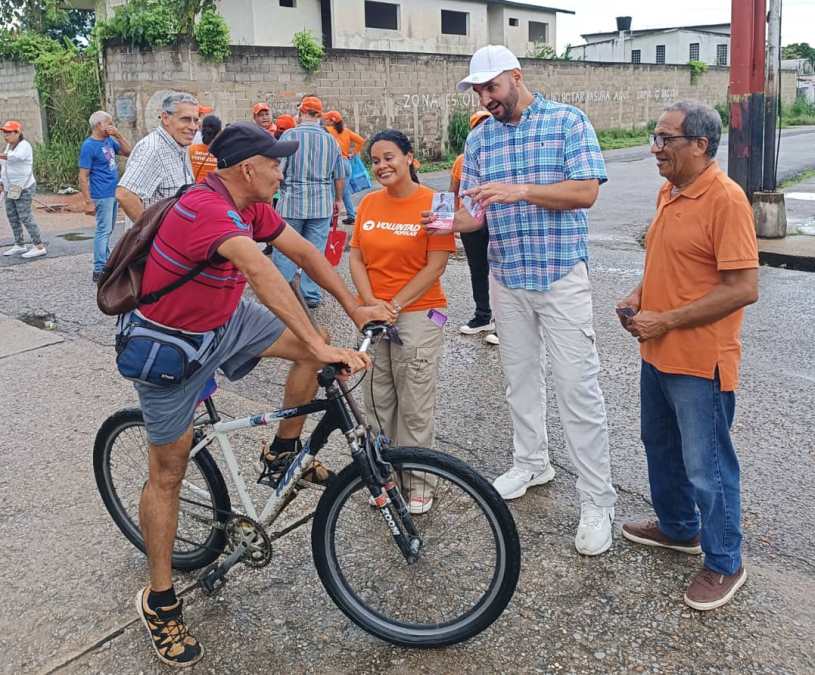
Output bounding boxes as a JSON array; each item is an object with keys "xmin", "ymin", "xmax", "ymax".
[{"xmin": 363, "ymin": 308, "xmax": 444, "ymax": 499}]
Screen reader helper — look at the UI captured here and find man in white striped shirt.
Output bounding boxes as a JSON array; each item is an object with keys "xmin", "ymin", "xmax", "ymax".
[{"xmin": 116, "ymin": 92, "xmax": 198, "ymax": 226}]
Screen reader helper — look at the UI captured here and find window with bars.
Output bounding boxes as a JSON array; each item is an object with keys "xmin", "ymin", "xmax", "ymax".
[
  {"xmin": 279, "ymin": 0, "xmax": 295, "ymax": 7},
  {"xmin": 689, "ymin": 43, "xmax": 700, "ymax": 61},
  {"xmin": 631, "ymin": 49, "xmax": 641, "ymax": 64},
  {"xmin": 508, "ymin": 18, "xmax": 518, "ymax": 27},
  {"xmin": 529, "ymin": 21, "xmax": 549, "ymax": 43},
  {"xmin": 717, "ymin": 44, "xmax": 728, "ymax": 66},
  {"xmin": 656, "ymin": 45, "xmax": 666, "ymax": 64}
]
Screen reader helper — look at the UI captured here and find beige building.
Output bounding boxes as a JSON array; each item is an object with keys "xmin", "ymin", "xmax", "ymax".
[{"xmin": 75, "ymin": 0, "xmax": 571, "ymax": 57}]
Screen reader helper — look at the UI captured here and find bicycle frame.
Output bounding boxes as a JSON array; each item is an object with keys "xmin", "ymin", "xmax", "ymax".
[{"xmin": 185, "ymin": 386, "xmax": 358, "ymax": 527}]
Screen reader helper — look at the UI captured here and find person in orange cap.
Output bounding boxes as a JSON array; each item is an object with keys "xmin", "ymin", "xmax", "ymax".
[
  {"xmin": 322, "ymin": 110, "xmax": 366, "ymax": 224},
  {"xmin": 274, "ymin": 114, "xmax": 295, "ymax": 139},
  {"xmin": 274, "ymin": 95, "xmax": 346, "ymax": 307},
  {"xmin": 1, "ymin": 120, "xmax": 46, "ymax": 258},
  {"xmin": 449, "ymin": 110, "xmax": 495, "ymax": 342},
  {"xmin": 252, "ymin": 102, "xmax": 276, "ymax": 135}
]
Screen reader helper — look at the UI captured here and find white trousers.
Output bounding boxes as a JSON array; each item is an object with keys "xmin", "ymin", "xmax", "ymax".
[{"xmin": 491, "ymin": 262, "xmax": 616, "ymax": 507}]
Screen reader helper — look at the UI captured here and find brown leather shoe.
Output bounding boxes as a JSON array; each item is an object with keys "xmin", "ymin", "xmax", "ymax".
[
  {"xmin": 622, "ymin": 519, "xmax": 702, "ymax": 554},
  {"xmin": 684, "ymin": 566, "xmax": 747, "ymax": 611}
]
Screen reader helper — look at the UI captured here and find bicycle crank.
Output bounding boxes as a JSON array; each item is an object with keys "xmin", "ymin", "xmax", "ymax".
[{"xmin": 197, "ymin": 514, "xmax": 273, "ymax": 596}]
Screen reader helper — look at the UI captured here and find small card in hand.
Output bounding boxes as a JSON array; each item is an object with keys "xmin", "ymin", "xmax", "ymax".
[{"xmin": 428, "ymin": 191, "xmax": 455, "ymax": 231}]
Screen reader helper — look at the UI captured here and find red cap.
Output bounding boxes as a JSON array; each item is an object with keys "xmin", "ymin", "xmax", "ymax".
[
  {"xmin": 198, "ymin": 104, "xmax": 214, "ymax": 115},
  {"xmin": 324, "ymin": 110, "xmax": 342, "ymax": 124},
  {"xmin": 252, "ymin": 102, "xmax": 270, "ymax": 115},
  {"xmin": 1, "ymin": 120, "xmax": 22, "ymax": 133},
  {"xmin": 275, "ymin": 114, "xmax": 296, "ymax": 131},
  {"xmin": 299, "ymin": 96, "xmax": 323, "ymax": 114}
]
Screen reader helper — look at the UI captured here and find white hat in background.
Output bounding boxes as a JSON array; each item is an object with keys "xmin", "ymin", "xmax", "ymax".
[{"xmin": 457, "ymin": 45, "xmax": 522, "ymax": 92}]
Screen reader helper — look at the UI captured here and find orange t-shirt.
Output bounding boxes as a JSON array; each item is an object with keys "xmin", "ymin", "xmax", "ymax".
[
  {"xmin": 640, "ymin": 163, "xmax": 758, "ymax": 391},
  {"xmin": 350, "ymin": 185, "xmax": 456, "ymax": 312},
  {"xmin": 451, "ymin": 154, "xmax": 464, "ymax": 184},
  {"xmin": 189, "ymin": 144, "xmax": 217, "ymax": 183},
  {"xmin": 327, "ymin": 126, "xmax": 365, "ymax": 159}
]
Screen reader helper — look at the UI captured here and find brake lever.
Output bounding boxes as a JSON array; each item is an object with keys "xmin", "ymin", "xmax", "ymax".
[{"xmin": 385, "ymin": 324, "xmax": 403, "ymax": 346}]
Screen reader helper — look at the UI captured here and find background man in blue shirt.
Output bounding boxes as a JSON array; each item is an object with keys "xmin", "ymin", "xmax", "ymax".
[
  {"xmin": 274, "ymin": 95, "xmax": 345, "ymax": 308},
  {"xmin": 453, "ymin": 45, "xmax": 617, "ymax": 556},
  {"xmin": 79, "ymin": 110, "xmax": 131, "ymax": 282}
]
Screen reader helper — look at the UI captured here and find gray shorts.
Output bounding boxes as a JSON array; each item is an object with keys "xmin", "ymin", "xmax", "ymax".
[{"xmin": 134, "ymin": 299, "xmax": 285, "ymax": 445}]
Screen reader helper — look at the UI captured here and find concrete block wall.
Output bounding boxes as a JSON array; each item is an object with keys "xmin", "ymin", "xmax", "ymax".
[
  {"xmin": 0, "ymin": 61, "xmax": 44, "ymax": 143},
  {"xmin": 103, "ymin": 45, "xmax": 799, "ymax": 157}
]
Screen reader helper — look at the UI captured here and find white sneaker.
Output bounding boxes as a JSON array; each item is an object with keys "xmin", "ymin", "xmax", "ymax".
[
  {"xmin": 3, "ymin": 244, "xmax": 28, "ymax": 256},
  {"xmin": 575, "ymin": 503, "xmax": 614, "ymax": 556},
  {"xmin": 459, "ymin": 318, "xmax": 495, "ymax": 335},
  {"xmin": 493, "ymin": 464, "xmax": 556, "ymax": 500},
  {"xmin": 484, "ymin": 333, "xmax": 500, "ymax": 345},
  {"xmin": 21, "ymin": 245, "xmax": 47, "ymax": 259}
]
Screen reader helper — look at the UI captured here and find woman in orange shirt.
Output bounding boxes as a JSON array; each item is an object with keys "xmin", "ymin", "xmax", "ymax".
[
  {"xmin": 350, "ymin": 129, "xmax": 456, "ymax": 514},
  {"xmin": 324, "ymin": 111, "xmax": 365, "ymax": 224},
  {"xmin": 188, "ymin": 115, "xmax": 221, "ymax": 183}
]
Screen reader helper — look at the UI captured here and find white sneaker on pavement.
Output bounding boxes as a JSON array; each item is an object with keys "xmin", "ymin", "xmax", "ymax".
[
  {"xmin": 459, "ymin": 317, "xmax": 495, "ymax": 335},
  {"xmin": 484, "ymin": 333, "xmax": 500, "ymax": 345},
  {"xmin": 3, "ymin": 244, "xmax": 28, "ymax": 256},
  {"xmin": 575, "ymin": 503, "xmax": 614, "ymax": 556},
  {"xmin": 493, "ymin": 464, "xmax": 556, "ymax": 500},
  {"xmin": 21, "ymin": 245, "xmax": 47, "ymax": 259}
]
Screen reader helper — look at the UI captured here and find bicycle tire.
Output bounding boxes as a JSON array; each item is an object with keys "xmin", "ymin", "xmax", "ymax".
[
  {"xmin": 93, "ymin": 408, "xmax": 230, "ymax": 570},
  {"xmin": 311, "ymin": 446, "xmax": 520, "ymax": 647}
]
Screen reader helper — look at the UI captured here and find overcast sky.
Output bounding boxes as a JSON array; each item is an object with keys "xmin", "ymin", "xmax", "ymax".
[{"xmin": 509, "ymin": 0, "xmax": 815, "ymax": 53}]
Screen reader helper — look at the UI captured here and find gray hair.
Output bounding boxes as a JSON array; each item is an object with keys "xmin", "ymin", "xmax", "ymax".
[
  {"xmin": 161, "ymin": 92, "xmax": 199, "ymax": 115},
  {"xmin": 663, "ymin": 100, "xmax": 722, "ymax": 158},
  {"xmin": 89, "ymin": 110, "xmax": 112, "ymax": 129}
]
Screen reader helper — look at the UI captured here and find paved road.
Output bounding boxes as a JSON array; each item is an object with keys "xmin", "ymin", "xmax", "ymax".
[{"xmin": 1, "ymin": 129, "xmax": 814, "ymax": 673}]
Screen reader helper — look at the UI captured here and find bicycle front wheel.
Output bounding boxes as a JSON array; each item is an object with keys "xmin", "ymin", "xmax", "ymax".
[
  {"xmin": 93, "ymin": 408, "xmax": 230, "ymax": 570},
  {"xmin": 311, "ymin": 447, "xmax": 520, "ymax": 647}
]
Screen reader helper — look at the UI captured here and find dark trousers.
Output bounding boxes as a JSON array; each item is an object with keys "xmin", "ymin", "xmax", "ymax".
[{"xmin": 461, "ymin": 228, "xmax": 491, "ymax": 321}]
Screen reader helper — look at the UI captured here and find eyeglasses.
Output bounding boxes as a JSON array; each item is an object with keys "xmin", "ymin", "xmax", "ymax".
[{"xmin": 649, "ymin": 134, "xmax": 704, "ymax": 149}]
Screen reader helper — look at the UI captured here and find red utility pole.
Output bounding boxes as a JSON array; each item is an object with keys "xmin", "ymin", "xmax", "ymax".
[{"xmin": 728, "ymin": 0, "xmax": 766, "ymax": 198}]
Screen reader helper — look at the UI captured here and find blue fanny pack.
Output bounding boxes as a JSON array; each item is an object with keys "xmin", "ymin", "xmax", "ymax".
[{"xmin": 115, "ymin": 312, "xmax": 218, "ymax": 387}]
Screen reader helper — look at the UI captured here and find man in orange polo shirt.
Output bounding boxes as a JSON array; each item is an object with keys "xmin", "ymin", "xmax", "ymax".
[{"xmin": 616, "ymin": 101, "xmax": 758, "ymax": 611}]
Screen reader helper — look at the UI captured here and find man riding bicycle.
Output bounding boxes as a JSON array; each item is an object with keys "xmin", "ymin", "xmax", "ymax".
[{"xmin": 121, "ymin": 122, "xmax": 394, "ymax": 667}]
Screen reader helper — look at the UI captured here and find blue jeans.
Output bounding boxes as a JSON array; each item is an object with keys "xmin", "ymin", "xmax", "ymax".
[
  {"xmin": 640, "ymin": 360, "xmax": 742, "ymax": 575},
  {"xmin": 93, "ymin": 196, "xmax": 118, "ymax": 273},
  {"xmin": 272, "ymin": 216, "xmax": 332, "ymax": 305},
  {"xmin": 342, "ymin": 158, "xmax": 356, "ymax": 219}
]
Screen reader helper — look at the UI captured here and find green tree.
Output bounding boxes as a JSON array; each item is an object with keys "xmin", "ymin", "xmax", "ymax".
[
  {"xmin": 782, "ymin": 42, "xmax": 815, "ymax": 67},
  {"xmin": 0, "ymin": 0, "xmax": 94, "ymax": 45}
]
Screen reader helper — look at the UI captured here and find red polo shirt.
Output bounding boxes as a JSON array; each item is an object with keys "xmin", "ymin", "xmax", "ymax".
[{"xmin": 139, "ymin": 174, "xmax": 285, "ymax": 332}]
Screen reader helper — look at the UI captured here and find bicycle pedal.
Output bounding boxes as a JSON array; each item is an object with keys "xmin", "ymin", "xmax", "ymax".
[{"xmin": 198, "ymin": 564, "xmax": 227, "ymax": 597}]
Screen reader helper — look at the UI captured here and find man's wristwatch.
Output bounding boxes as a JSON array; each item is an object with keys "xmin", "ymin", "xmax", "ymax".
[{"xmin": 392, "ymin": 300, "xmax": 402, "ymax": 313}]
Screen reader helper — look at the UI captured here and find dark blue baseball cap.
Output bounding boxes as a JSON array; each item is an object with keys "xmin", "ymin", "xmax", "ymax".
[{"xmin": 209, "ymin": 121, "xmax": 299, "ymax": 168}]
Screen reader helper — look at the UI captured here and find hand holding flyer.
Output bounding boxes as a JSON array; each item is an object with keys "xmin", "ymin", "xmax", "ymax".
[{"xmin": 428, "ymin": 191, "xmax": 454, "ymax": 231}]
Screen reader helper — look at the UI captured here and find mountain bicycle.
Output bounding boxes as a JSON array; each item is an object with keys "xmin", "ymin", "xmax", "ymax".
[{"xmin": 93, "ymin": 322, "xmax": 521, "ymax": 647}]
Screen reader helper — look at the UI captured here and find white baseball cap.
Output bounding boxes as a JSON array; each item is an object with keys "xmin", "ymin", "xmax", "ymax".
[{"xmin": 457, "ymin": 45, "xmax": 522, "ymax": 92}]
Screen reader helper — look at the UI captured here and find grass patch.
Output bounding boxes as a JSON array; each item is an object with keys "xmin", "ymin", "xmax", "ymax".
[
  {"xmin": 779, "ymin": 168, "xmax": 815, "ymax": 190},
  {"xmin": 781, "ymin": 96, "xmax": 815, "ymax": 127}
]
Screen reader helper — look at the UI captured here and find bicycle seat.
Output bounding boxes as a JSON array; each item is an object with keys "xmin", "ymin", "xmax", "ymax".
[{"xmin": 197, "ymin": 376, "xmax": 218, "ymax": 403}]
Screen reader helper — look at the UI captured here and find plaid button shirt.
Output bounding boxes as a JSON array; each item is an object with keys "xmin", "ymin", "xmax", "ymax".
[
  {"xmin": 118, "ymin": 125, "xmax": 194, "ymax": 226},
  {"xmin": 460, "ymin": 94, "xmax": 607, "ymax": 292},
  {"xmin": 276, "ymin": 120, "xmax": 346, "ymax": 220}
]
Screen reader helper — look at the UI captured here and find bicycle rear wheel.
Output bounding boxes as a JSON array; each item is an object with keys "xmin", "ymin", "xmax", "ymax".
[
  {"xmin": 311, "ymin": 447, "xmax": 520, "ymax": 647},
  {"xmin": 93, "ymin": 408, "xmax": 230, "ymax": 570}
]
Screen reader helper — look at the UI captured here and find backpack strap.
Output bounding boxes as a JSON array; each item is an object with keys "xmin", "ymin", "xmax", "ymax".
[
  {"xmin": 137, "ymin": 182, "xmax": 216, "ymax": 306},
  {"xmin": 137, "ymin": 260, "xmax": 211, "ymax": 306}
]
